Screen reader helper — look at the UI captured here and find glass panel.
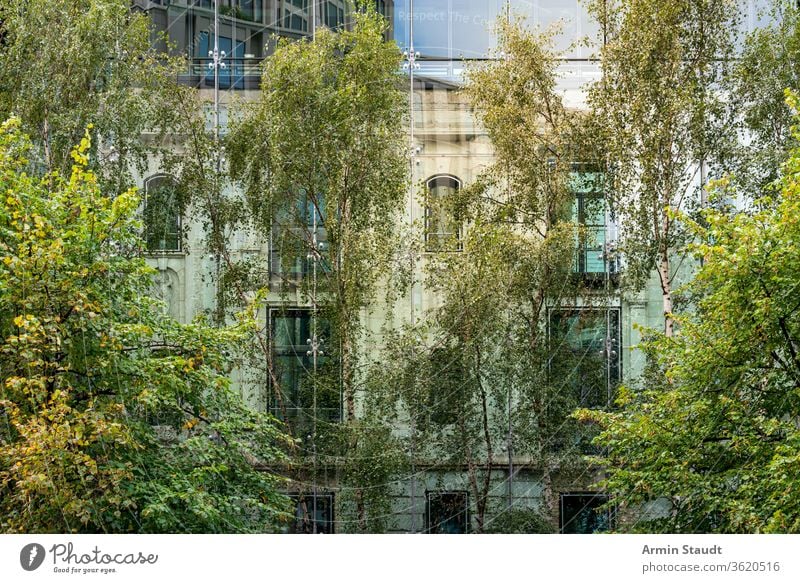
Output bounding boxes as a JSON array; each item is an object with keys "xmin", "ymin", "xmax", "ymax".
[
  {"xmin": 291, "ymin": 493, "xmax": 334, "ymax": 533},
  {"xmin": 396, "ymin": 0, "xmax": 502, "ymax": 59},
  {"xmin": 570, "ymin": 169, "xmax": 607, "ymax": 274},
  {"xmin": 560, "ymin": 493, "xmax": 611, "ymax": 534},
  {"xmin": 393, "ymin": 1, "xmax": 586, "ymax": 61},
  {"xmin": 426, "ymin": 491, "xmax": 469, "ymax": 534},
  {"xmin": 324, "ymin": 0, "xmax": 347, "ymax": 29},
  {"xmin": 536, "ymin": 0, "xmax": 578, "ymax": 54},
  {"xmin": 425, "ymin": 176, "xmax": 462, "ymax": 252},
  {"xmin": 270, "ymin": 310, "xmax": 339, "ymax": 429},
  {"xmin": 271, "ymin": 190, "xmax": 327, "ymax": 282},
  {"xmin": 275, "ymin": 354, "xmax": 308, "ymax": 405},
  {"xmin": 282, "ymin": 0, "xmax": 309, "ymax": 32},
  {"xmin": 237, "ymin": 0, "xmax": 256, "ymax": 22},
  {"xmin": 273, "ymin": 311, "xmax": 312, "ymax": 349},
  {"xmin": 583, "ymin": 226, "xmax": 606, "ymax": 273}
]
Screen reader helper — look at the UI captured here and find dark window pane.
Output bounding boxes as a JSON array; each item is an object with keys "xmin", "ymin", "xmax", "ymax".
[
  {"xmin": 549, "ymin": 309, "xmax": 620, "ymax": 409},
  {"xmin": 426, "ymin": 491, "xmax": 469, "ymax": 534},
  {"xmin": 269, "ymin": 309, "xmax": 339, "ymax": 431},
  {"xmin": 144, "ymin": 176, "xmax": 182, "ymax": 252},
  {"xmin": 273, "ymin": 312, "xmax": 312, "ymax": 349},
  {"xmin": 291, "ymin": 493, "xmax": 334, "ymax": 534},
  {"xmin": 560, "ymin": 493, "xmax": 611, "ymax": 534}
]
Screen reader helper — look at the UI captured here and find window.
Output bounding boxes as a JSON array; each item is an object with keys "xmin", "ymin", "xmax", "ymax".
[
  {"xmin": 269, "ymin": 231, "xmax": 312, "ymax": 282},
  {"xmin": 425, "ymin": 491, "xmax": 469, "ymax": 534},
  {"xmin": 235, "ymin": 0, "xmax": 259, "ymax": 22},
  {"xmin": 143, "ymin": 175, "xmax": 182, "ymax": 253},
  {"xmin": 290, "ymin": 492, "xmax": 334, "ymax": 534},
  {"xmin": 269, "ymin": 308, "xmax": 339, "ymax": 433},
  {"xmin": 197, "ymin": 31, "xmax": 245, "ymax": 90},
  {"xmin": 425, "ymin": 346, "xmax": 466, "ymax": 427},
  {"xmin": 549, "ymin": 308, "xmax": 620, "ymax": 409},
  {"xmin": 569, "ymin": 167, "xmax": 617, "ymax": 276},
  {"xmin": 281, "ymin": 0, "xmax": 309, "ymax": 32},
  {"xmin": 324, "ymin": 1, "xmax": 346, "ymax": 29},
  {"xmin": 270, "ymin": 190, "xmax": 327, "ymax": 284},
  {"xmin": 560, "ymin": 493, "xmax": 611, "ymax": 534},
  {"xmin": 425, "ymin": 175, "xmax": 462, "ymax": 252}
]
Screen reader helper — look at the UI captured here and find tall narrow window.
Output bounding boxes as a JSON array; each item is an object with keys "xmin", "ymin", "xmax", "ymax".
[
  {"xmin": 270, "ymin": 190, "xmax": 327, "ymax": 284},
  {"xmin": 549, "ymin": 308, "xmax": 620, "ymax": 409},
  {"xmin": 425, "ymin": 491, "xmax": 469, "ymax": 534},
  {"xmin": 324, "ymin": 0, "xmax": 346, "ymax": 29},
  {"xmin": 560, "ymin": 493, "xmax": 611, "ymax": 534},
  {"xmin": 269, "ymin": 308, "xmax": 339, "ymax": 434},
  {"xmin": 144, "ymin": 175, "xmax": 182, "ymax": 253},
  {"xmin": 425, "ymin": 175, "xmax": 462, "ymax": 252},
  {"xmin": 569, "ymin": 168, "xmax": 615, "ymax": 275},
  {"xmin": 281, "ymin": 0, "xmax": 309, "ymax": 32}
]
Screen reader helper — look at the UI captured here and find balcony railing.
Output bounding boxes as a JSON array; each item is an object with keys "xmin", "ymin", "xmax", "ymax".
[{"xmin": 180, "ymin": 57, "xmax": 265, "ymax": 89}]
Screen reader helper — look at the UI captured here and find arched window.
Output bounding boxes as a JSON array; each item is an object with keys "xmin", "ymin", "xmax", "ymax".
[
  {"xmin": 425, "ymin": 175, "xmax": 462, "ymax": 252},
  {"xmin": 144, "ymin": 175, "xmax": 183, "ymax": 253}
]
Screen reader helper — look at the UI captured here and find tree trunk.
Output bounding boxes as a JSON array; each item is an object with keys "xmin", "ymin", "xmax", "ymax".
[
  {"xmin": 540, "ymin": 462, "xmax": 557, "ymax": 529},
  {"xmin": 475, "ymin": 347, "xmax": 493, "ymax": 534},
  {"xmin": 657, "ymin": 248, "xmax": 674, "ymax": 337}
]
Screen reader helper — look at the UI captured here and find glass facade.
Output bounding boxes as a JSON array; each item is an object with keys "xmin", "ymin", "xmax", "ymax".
[
  {"xmin": 394, "ymin": 0, "xmax": 599, "ymax": 59},
  {"xmin": 136, "ymin": 0, "xmax": 778, "ymax": 534},
  {"xmin": 141, "ymin": 0, "xmax": 774, "ymax": 87}
]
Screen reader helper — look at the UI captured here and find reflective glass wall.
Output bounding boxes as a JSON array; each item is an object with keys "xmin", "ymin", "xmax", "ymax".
[
  {"xmin": 137, "ymin": 0, "xmax": 783, "ymax": 532},
  {"xmin": 140, "ymin": 0, "xmax": 774, "ymax": 88}
]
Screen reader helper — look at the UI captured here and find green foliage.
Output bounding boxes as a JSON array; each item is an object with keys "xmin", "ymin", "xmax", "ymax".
[
  {"xmin": 337, "ymin": 420, "xmax": 407, "ymax": 533},
  {"xmin": 226, "ymin": 4, "xmax": 408, "ymax": 530},
  {"xmin": 0, "ymin": 120, "xmax": 291, "ymax": 533},
  {"xmin": 0, "ymin": 0, "xmax": 196, "ymax": 192},
  {"xmin": 579, "ymin": 103, "xmax": 800, "ymax": 532},
  {"xmin": 485, "ymin": 507, "xmax": 555, "ymax": 534},
  {"xmin": 587, "ymin": 0, "xmax": 739, "ymax": 334},
  {"xmin": 226, "ymin": 4, "xmax": 406, "ymax": 378},
  {"xmin": 728, "ymin": 1, "xmax": 800, "ymax": 195},
  {"xmin": 370, "ymin": 17, "xmax": 613, "ymax": 533}
]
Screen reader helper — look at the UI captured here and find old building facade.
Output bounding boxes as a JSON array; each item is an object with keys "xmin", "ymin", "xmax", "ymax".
[{"xmin": 132, "ymin": 0, "xmax": 770, "ymax": 533}]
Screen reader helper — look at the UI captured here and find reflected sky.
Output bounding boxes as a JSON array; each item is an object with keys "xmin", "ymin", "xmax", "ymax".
[
  {"xmin": 393, "ymin": 0, "xmax": 592, "ymax": 59},
  {"xmin": 393, "ymin": 0, "xmax": 775, "ymax": 61}
]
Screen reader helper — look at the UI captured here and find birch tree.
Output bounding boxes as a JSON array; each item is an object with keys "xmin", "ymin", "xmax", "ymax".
[
  {"xmin": 226, "ymin": 4, "xmax": 407, "ymax": 531},
  {"xmin": 587, "ymin": 0, "xmax": 738, "ymax": 336}
]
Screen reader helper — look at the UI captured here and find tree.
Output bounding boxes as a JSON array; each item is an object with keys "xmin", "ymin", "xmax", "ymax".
[
  {"xmin": 587, "ymin": 0, "xmax": 739, "ymax": 336},
  {"xmin": 0, "ymin": 0, "xmax": 197, "ymax": 193},
  {"xmin": 375, "ymin": 17, "xmax": 614, "ymax": 532},
  {"xmin": 727, "ymin": 1, "xmax": 800, "ymax": 196},
  {"xmin": 579, "ymin": 96, "xmax": 800, "ymax": 532},
  {"xmin": 0, "ymin": 119, "xmax": 291, "ymax": 533},
  {"xmin": 226, "ymin": 4, "xmax": 407, "ymax": 531}
]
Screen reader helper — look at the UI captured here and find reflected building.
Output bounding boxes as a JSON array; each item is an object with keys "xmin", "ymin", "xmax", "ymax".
[{"xmin": 134, "ymin": 0, "xmax": 775, "ymax": 533}]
